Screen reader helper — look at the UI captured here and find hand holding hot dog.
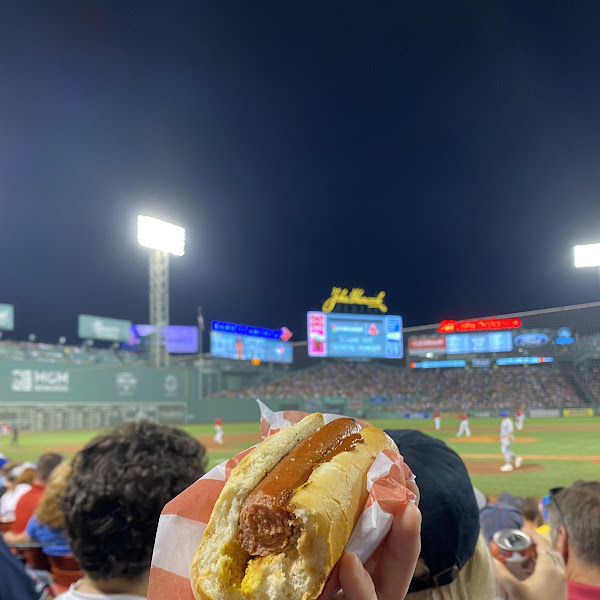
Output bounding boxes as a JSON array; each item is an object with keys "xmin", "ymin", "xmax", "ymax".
[{"xmin": 191, "ymin": 413, "xmax": 415, "ymax": 600}]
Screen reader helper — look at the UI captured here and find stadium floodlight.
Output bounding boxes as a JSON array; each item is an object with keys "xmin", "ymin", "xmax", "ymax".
[
  {"xmin": 137, "ymin": 214, "xmax": 186, "ymax": 367},
  {"xmin": 137, "ymin": 215, "xmax": 185, "ymax": 257},
  {"xmin": 574, "ymin": 243, "xmax": 600, "ymax": 268}
]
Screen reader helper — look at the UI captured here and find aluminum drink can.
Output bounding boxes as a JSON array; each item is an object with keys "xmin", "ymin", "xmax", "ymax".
[{"xmin": 491, "ymin": 529, "xmax": 536, "ymax": 580}]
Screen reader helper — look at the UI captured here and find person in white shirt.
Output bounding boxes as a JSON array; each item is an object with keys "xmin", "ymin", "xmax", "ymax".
[
  {"xmin": 499, "ymin": 416, "xmax": 523, "ymax": 472},
  {"xmin": 0, "ymin": 463, "xmax": 31, "ymax": 524}
]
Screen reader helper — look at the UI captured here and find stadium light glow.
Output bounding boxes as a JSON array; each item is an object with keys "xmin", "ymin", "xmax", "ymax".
[
  {"xmin": 574, "ymin": 243, "xmax": 600, "ymax": 268},
  {"xmin": 137, "ymin": 215, "xmax": 185, "ymax": 256}
]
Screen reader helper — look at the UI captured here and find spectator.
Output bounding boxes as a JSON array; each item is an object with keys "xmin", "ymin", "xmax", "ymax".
[
  {"xmin": 521, "ymin": 496, "xmax": 551, "ymax": 540},
  {"xmin": 0, "ymin": 536, "xmax": 48, "ymax": 600},
  {"xmin": 480, "ymin": 500, "xmax": 523, "ymax": 541},
  {"xmin": 384, "ymin": 429, "xmax": 497, "ymax": 599},
  {"xmin": 385, "ymin": 429, "xmax": 567, "ymax": 600},
  {"xmin": 544, "ymin": 482, "xmax": 600, "ymax": 599},
  {"xmin": 4, "ymin": 461, "xmax": 72, "ymax": 557},
  {"xmin": 0, "ymin": 463, "xmax": 32, "ymax": 525},
  {"xmin": 12, "ymin": 453, "xmax": 62, "ymax": 534},
  {"xmin": 57, "ymin": 421, "xmax": 207, "ymax": 599}
]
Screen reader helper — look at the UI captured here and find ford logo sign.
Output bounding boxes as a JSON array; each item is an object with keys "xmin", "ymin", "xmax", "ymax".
[{"xmin": 514, "ymin": 333, "xmax": 550, "ymax": 348}]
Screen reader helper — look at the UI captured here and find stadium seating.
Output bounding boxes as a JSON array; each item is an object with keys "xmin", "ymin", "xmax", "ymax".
[{"xmin": 209, "ymin": 362, "xmax": 589, "ymax": 410}]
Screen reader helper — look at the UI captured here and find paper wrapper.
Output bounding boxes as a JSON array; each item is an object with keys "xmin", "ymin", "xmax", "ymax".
[{"xmin": 148, "ymin": 401, "xmax": 415, "ymax": 600}]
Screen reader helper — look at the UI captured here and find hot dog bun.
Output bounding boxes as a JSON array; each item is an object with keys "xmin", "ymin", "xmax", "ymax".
[{"xmin": 190, "ymin": 413, "xmax": 397, "ymax": 600}]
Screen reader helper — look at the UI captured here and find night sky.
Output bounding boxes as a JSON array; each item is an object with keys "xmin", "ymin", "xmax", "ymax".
[{"xmin": 3, "ymin": 1, "xmax": 600, "ymax": 345}]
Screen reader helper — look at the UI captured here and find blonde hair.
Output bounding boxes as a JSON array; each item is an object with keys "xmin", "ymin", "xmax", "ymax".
[
  {"xmin": 15, "ymin": 467, "xmax": 35, "ymax": 485},
  {"xmin": 406, "ymin": 535, "xmax": 497, "ymax": 600},
  {"xmin": 34, "ymin": 461, "xmax": 72, "ymax": 529}
]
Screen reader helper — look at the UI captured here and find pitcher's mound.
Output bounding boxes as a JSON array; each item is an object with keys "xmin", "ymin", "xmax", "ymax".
[
  {"xmin": 464, "ymin": 461, "xmax": 544, "ymax": 475},
  {"xmin": 452, "ymin": 435, "xmax": 538, "ymax": 443}
]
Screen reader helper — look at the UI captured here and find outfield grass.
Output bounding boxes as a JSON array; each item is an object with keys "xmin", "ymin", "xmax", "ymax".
[{"xmin": 2, "ymin": 417, "xmax": 598, "ymax": 498}]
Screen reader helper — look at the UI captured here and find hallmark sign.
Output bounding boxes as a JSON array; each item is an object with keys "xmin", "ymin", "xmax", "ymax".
[{"xmin": 11, "ymin": 369, "xmax": 70, "ymax": 393}]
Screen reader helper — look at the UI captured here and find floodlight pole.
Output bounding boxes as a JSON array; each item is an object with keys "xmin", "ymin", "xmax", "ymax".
[{"xmin": 148, "ymin": 249, "xmax": 170, "ymax": 367}]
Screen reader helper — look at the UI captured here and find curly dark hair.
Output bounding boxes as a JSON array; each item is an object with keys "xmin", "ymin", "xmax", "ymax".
[{"xmin": 61, "ymin": 421, "xmax": 207, "ymax": 581}]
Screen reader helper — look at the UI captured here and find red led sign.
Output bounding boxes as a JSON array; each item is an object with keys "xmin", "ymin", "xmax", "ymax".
[{"xmin": 438, "ymin": 318, "xmax": 521, "ymax": 333}]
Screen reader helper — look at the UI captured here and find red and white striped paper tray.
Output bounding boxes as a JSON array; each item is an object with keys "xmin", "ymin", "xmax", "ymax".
[{"xmin": 148, "ymin": 402, "xmax": 415, "ymax": 600}]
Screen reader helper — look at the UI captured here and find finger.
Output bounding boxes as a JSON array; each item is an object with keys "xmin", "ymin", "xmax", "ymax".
[
  {"xmin": 370, "ymin": 502, "xmax": 422, "ymax": 600},
  {"xmin": 338, "ymin": 552, "xmax": 377, "ymax": 600},
  {"xmin": 493, "ymin": 558, "xmax": 526, "ymax": 600},
  {"xmin": 406, "ymin": 479, "xmax": 420, "ymax": 505},
  {"xmin": 522, "ymin": 528, "xmax": 551, "ymax": 552}
]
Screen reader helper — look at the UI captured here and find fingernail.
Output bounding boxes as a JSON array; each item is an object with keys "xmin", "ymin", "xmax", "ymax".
[{"xmin": 346, "ymin": 551, "xmax": 363, "ymax": 571}]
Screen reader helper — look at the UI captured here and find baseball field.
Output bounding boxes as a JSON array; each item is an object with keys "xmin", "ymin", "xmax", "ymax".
[{"xmin": 2, "ymin": 417, "xmax": 599, "ymax": 498}]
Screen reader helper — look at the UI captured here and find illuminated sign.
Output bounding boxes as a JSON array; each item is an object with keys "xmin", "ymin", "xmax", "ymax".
[
  {"xmin": 496, "ymin": 357, "xmax": 554, "ymax": 365},
  {"xmin": 307, "ymin": 312, "xmax": 402, "ymax": 359},
  {"xmin": 446, "ymin": 332, "xmax": 513, "ymax": 354},
  {"xmin": 128, "ymin": 325, "xmax": 198, "ymax": 354},
  {"xmin": 408, "ymin": 336, "xmax": 446, "ymax": 356},
  {"xmin": 471, "ymin": 358, "xmax": 492, "ymax": 368},
  {"xmin": 210, "ymin": 331, "xmax": 293, "ymax": 364},
  {"xmin": 322, "ymin": 287, "xmax": 388, "ymax": 313},
  {"xmin": 409, "ymin": 360, "xmax": 466, "ymax": 369},
  {"xmin": 514, "ymin": 333, "xmax": 550, "ymax": 348},
  {"xmin": 556, "ymin": 327, "xmax": 574, "ymax": 345},
  {"xmin": 211, "ymin": 320, "xmax": 290, "ymax": 341},
  {"xmin": 438, "ymin": 318, "xmax": 521, "ymax": 333}
]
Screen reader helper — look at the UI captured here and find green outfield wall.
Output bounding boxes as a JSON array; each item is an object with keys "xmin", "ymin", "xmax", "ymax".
[
  {"xmin": 1, "ymin": 360, "xmax": 598, "ymax": 431},
  {"xmin": 0, "ymin": 360, "xmax": 194, "ymax": 431}
]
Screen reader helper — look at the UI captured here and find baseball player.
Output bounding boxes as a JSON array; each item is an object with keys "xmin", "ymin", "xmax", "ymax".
[
  {"xmin": 433, "ymin": 410, "xmax": 441, "ymax": 431},
  {"xmin": 456, "ymin": 411, "xmax": 471, "ymax": 437},
  {"xmin": 515, "ymin": 407, "xmax": 525, "ymax": 431},
  {"xmin": 500, "ymin": 414, "xmax": 523, "ymax": 472},
  {"xmin": 214, "ymin": 416, "xmax": 224, "ymax": 444}
]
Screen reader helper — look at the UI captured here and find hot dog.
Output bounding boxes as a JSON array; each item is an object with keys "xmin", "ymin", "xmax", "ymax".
[{"xmin": 190, "ymin": 412, "xmax": 398, "ymax": 600}]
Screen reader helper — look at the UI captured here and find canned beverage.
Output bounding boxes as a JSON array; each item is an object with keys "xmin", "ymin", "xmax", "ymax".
[{"xmin": 491, "ymin": 529, "xmax": 537, "ymax": 580}]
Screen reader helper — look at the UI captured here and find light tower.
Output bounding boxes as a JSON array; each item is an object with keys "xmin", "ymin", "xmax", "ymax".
[
  {"xmin": 137, "ymin": 215, "xmax": 186, "ymax": 367},
  {"xmin": 574, "ymin": 243, "xmax": 600, "ymax": 288}
]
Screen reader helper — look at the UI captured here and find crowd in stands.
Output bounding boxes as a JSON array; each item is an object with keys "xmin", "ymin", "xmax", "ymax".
[
  {"xmin": 0, "ymin": 340, "xmax": 146, "ymax": 367},
  {"xmin": 0, "ymin": 421, "xmax": 207, "ymax": 598},
  {"xmin": 210, "ymin": 362, "xmax": 587, "ymax": 409},
  {"xmin": 1, "ymin": 420, "xmax": 598, "ymax": 599}
]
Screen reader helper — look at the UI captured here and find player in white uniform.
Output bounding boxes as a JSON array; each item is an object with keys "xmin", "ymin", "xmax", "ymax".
[
  {"xmin": 499, "ymin": 416, "xmax": 523, "ymax": 472},
  {"xmin": 456, "ymin": 411, "xmax": 471, "ymax": 437}
]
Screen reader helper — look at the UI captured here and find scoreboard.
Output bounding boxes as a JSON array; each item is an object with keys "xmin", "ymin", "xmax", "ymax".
[{"xmin": 307, "ymin": 312, "xmax": 403, "ymax": 359}]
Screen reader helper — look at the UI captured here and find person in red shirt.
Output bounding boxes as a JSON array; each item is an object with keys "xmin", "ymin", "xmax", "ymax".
[
  {"xmin": 10, "ymin": 453, "xmax": 62, "ymax": 534},
  {"xmin": 456, "ymin": 411, "xmax": 471, "ymax": 437},
  {"xmin": 433, "ymin": 410, "xmax": 441, "ymax": 431},
  {"xmin": 544, "ymin": 482, "xmax": 600, "ymax": 600}
]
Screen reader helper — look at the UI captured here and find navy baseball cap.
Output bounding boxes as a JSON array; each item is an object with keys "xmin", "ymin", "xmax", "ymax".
[{"xmin": 385, "ymin": 429, "xmax": 480, "ymax": 593}]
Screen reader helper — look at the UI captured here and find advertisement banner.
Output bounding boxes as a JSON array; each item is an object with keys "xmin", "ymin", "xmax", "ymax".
[
  {"xmin": 403, "ymin": 412, "xmax": 428, "ymax": 419},
  {"xmin": 0, "ymin": 304, "xmax": 14, "ymax": 331},
  {"xmin": 11, "ymin": 369, "xmax": 70, "ymax": 393},
  {"xmin": 78, "ymin": 314, "xmax": 132, "ymax": 342},
  {"xmin": 473, "ymin": 410, "xmax": 493, "ymax": 418},
  {"xmin": 529, "ymin": 408, "xmax": 561, "ymax": 418},
  {"xmin": 563, "ymin": 408, "xmax": 594, "ymax": 418},
  {"xmin": 347, "ymin": 400, "xmax": 363, "ymax": 410},
  {"xmin": 210, "ymin": 331, "xmax": 292, "ymax": 364},
  {"xmin": 408, "ymin": 336, "xmax": 446, "ymax": 356},
  {"xmin": 128, "ymin": 325, "xmax": 199, "ymax": 354}
]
